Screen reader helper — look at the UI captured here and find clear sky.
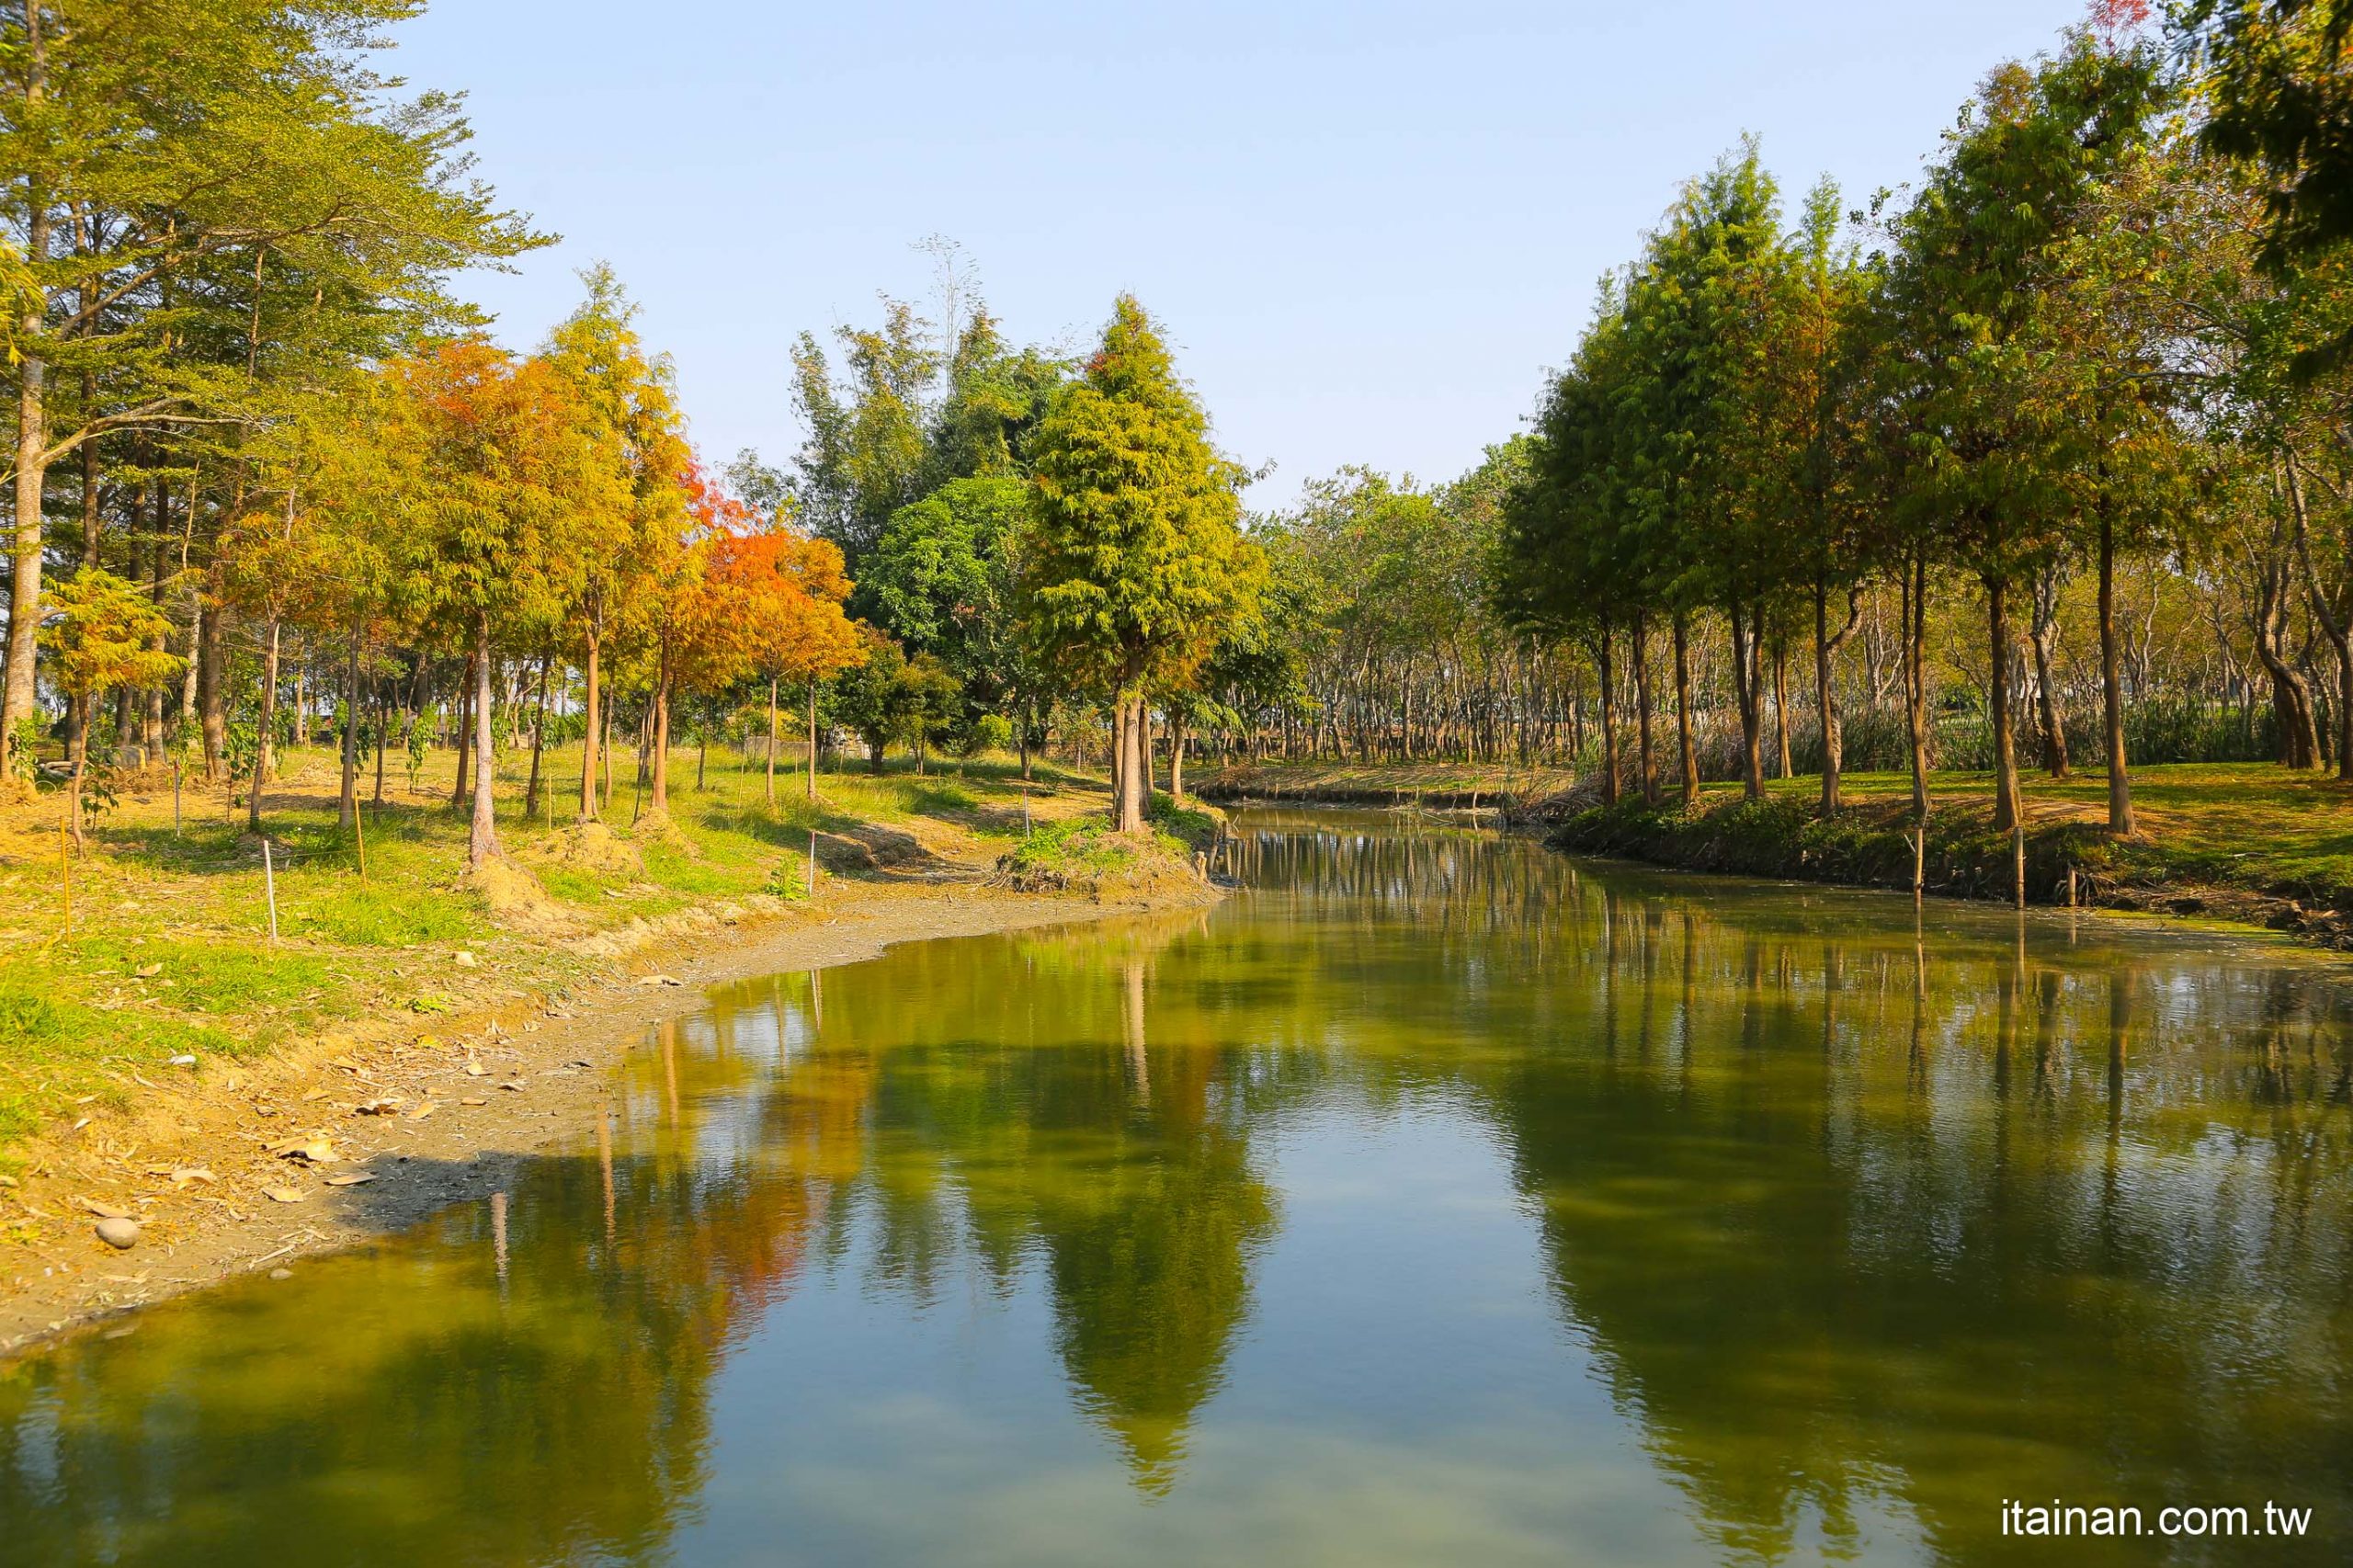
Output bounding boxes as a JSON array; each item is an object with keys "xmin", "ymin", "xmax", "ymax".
[{"xmin": 391, "ymin": 0, "xmax": 2096, "ymax": 509}]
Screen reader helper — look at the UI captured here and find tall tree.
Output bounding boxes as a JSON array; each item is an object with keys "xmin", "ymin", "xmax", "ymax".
[{"xmin": 1019, "ymin": 296, "xmax": 1256, "ymax": 833}]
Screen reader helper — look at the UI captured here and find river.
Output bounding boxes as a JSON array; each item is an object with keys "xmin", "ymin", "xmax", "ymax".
[{"xmin": 3, "ymin": 809, "xmax": 2349, "ymax": 1565}]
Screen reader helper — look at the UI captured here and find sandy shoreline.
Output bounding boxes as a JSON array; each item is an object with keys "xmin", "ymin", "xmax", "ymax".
[{"xmin": 0, "ymin": 878, "xmax": 1176, "ymax": 1358}]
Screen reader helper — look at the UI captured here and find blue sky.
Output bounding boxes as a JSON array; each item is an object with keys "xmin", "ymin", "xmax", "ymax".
[{"xmin": 392, "ymin": 0, "xmax": 2097, "ymax": 508}]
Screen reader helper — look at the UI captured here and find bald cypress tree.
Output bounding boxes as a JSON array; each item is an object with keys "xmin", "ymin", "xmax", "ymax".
[{"xmin": 1020, "ymin": 296, "xmax": 1254, "ymax": 832}]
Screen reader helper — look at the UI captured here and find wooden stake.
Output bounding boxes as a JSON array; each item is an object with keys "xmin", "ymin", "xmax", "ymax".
[
  {"xmin": 2012, "ymin": 824, "xmax": 2027, "ymax": 911},
  {"xmin": 2066, "ymin": 868, "xmax": 2078, "ymax": 909},
  {"xmin": 1911, "ymin": 827, "xmax": 1925, "ymax": 908},
  {"xmin": 173, "ymin": 759, "xmax": 182, "ymax": 837},
  {"xmin": 59, "ymin": 819, "xmax": 73, "ymax": 940},
  {"xmin": 807, "ymin": 828, "xmax": 818, "ymax": 900},
  {"xmin": 354, "ymin": 796, "xmax": 368, "ymax": 881},
  {"xmin": 1022, "ymin": 782, "xmax": 1032, "ymax": 838},
  {"xmin": 262, "ymin": 837, "xmax": 280, "ymax": 944}
]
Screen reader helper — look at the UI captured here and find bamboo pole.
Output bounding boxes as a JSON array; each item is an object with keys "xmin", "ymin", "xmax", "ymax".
[
  {"xmin": 59, "ymin": 819, "xmax": 72, "ymax": 939},
  {"xmin": 354, "ymin": 796, "xmax": 368, "ymax": 881},
  {"xmin": 2013, "ymin": 824, "xmax": 2027, "ymax": 911}
]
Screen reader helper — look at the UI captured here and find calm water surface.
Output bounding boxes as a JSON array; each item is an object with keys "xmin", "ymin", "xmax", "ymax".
[{"xmin": 6, "ymin": 811, "xmax": 2353, "ymax": 1565}]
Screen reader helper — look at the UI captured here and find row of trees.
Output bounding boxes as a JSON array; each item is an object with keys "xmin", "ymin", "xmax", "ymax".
[
  {"xmin": 2, "ymin": 4, "xmax": 1276, "ymax": 854},
  {"xmin": 1488, "ymin": 2, "xmax": 2353, "ymax": 834}
]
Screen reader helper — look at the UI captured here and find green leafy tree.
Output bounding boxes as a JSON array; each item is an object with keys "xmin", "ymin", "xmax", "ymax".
[
  {"xmin": 1018, "ymin": 295, "xmax": 1256, "ymax": 832},
  {"xmin": 38, "ymin": 568, "xmax": 181, "ymax": 849}
]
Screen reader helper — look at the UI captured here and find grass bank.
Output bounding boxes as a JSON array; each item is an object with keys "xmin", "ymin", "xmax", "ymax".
[
  {"xmin": 1199, "ymin": 760, "xmax": 1576, "ymax": 809},
  {"xmin": 1548, "ymin": 765, "xmax": 2353, "ymax": 940},
  {"xmin": 0, "ymin": 742, "xmax": 1180, "ymax": 1164}
]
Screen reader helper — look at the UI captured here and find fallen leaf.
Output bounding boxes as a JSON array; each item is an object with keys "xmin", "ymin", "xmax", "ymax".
[
  {"xmin": 354, "ymin": 1097, "xmax": 406, "ymax": 1117},
  {"xmin": 498, "ymin": 1082, "xmax": 527, "ymax": 1093},
  {"xmin": 406, "ymin": 1101, "xmax": 437, "ymax": 1121},
  {"xmin": 77, "ymin": 1197, "xmax": 135, "ymax": 1220},
  {"xmin": 132, "ymin": 963, "xmax": 162, "ymax": 980},
  {"xmin": 301, "ymin": 1086, "xmax": 330, "ymax": 1102},
  {"xmin": 462, "ymin": 1060, "xmax": 486, "ymax": 1078},
  {"xmin": 273, "ymin": 1139, "xmax": 341, "ymax": 1165},
  {"xmin": 460, "ymin": 1097, "xmax": 487, "ymax": 1107},
  {"xmin": 323, "ymin": 1172, "xmax": 376, "ymax": 1187},
  {"xmin": 169, "ymin": 1167, "xmax": 215, "ymax": 1188},
  {"xmin": 262, "ymin": 1187, "xmax": 308, "ymax": 1204}
]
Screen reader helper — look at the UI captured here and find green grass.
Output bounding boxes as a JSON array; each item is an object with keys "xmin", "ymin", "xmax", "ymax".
[
  {"xmin": 1543, "ymin": 762, "xmax": 2353, "ymax": 916},
  {"xmin": 0, "ymin": 738, "xmax": 1116, "ymax": 1159}
]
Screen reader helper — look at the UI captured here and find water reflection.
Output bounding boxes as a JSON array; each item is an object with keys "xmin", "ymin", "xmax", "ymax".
[{"xmin": 2, "ymin": 812, "xmax": 2350, "ymax": 1565}]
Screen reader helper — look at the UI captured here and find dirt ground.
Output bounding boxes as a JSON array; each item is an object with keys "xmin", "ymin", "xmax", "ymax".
[{"xmin": 0, "ymin": 874, "xmax": 1176, "ymax": 1357}]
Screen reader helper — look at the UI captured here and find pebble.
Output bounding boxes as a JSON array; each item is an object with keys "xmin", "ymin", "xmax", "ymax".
[
  {"xmin": 268, "ymin": 1268, "xmax": 293, "ymax": 1281},
  {"xmin": 94, "ymin": 1217, "xmax": 141, "ymax": 1250}
]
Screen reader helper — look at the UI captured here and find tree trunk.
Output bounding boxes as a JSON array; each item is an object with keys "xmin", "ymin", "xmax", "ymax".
[
  {"xmin": 1169, "ymin": 710, "xmax": 1188, "ymax": 802},
  {"xmin": 807, "ymin": 681, "xmax": 820, "ymax": 801},
  {"xmin": 578, "ymin": 623, "xmax": 602, "ymax": 821},
  {"xmin": 2286, "ymin": 460, "xmax": 2353, "ymax": 781},
  {"xmin": 765, "ymin": 676, "xmax": 779, "ymax": 806},
  {"xmin": 450, "ymin": 653, "xmax": 475, "ymax": 809},
  {"xmin": 523, "ymin": 652, "xmax": 550, "ymax": 818},
  {"xmin": 1906, "ymin": 555, "xmax": 1931, "ymax": 823},
  {"xmin": 1728, "ymin": 595, "xmax": 1765, "ymax": 801},
  {"xmin": 2030, "ymin": 567, "xmax": 2069, "ymax": 778},
  {"xmin": 2098, "ymin": 512, "xmax": 2133, "ymax": 833},
  {"xmin": 339, "ymin": 630, "xmax": 360, "ymax": 828},
  {"xmin": 1815, "ymin": 581, "xmax": 1841, "ymax": 812},
  {"xmin": 373, "ymin": 676, "xmax": 389, "ymax": 807},
  {"xmin": 199, "ymin": 591, "xmax": 228, "ymax": 782},
  {"xmin": 1772, "ymin": 639, "xmax": 1792, "ymax": 780},
  {"xmin": 468, "ymin": 610, "xmax": 500, "ymax": 868},
  {"xmin": 650, "ymin": 643, "xmax": 672, "ymax": 815},
  {"xmin": 1987, "ymin": 577, "xmax": 2022, "ymax": 834},
  {"xmin": 250, "ymin": 616, "xmax": 281, "ymax": 834},
  {"xmin": 1631, "ymin": 614, "xmax": 1657, "ymax": 805},
  {"xmin": 66, "ymin": 688, "xmax": 85, "ymax": 853},
  {"xmin": 1597, "ymin": 627, "xmax": 1620, "ymax": 808},
  {"xmin": 0, "ymin": 136, "xmax": 49, "ymax": 772},
  {"xmin": 1673, "ymin": 615, "xmax": 1698, "ymax": 807}
]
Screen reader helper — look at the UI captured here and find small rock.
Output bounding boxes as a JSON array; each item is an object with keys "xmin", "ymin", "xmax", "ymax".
[
  {"xmin": 94, "ymin": 1217, "xmax": 141, "ymax": 1250},
  {"xmin": 453, "ymin": 951, "xmax": 477, "ymax": 968},
  {"xmin": 167, "ymin": 1053, "xmax": 197, "ymax": 1068},
  {"xmin": 268, "ymin": 1267, "xmax": 292, "ymax": 1281}
]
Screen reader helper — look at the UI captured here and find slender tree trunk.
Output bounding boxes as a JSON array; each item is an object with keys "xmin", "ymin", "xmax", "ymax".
[
  {"xmin": 1770, "ymin": 640, "xmax": 1791, "ymax": 779},
  {"xmin": 372, "ymin": 676, "xmax": 388, "ymax": 806},
  {"xmin": 2093, "ymin": 514, "xmax": 2132, "ymax": 830},
  {"xmin": 339, "ymin": 630, "xmax": 360, "ymax": 827},
  {"xmin": 450, "ymin": 653, "xmax": 475, "ymax": 809},
  {"xmin": 765, "ymin": 676, "xmax": 779, "ymax": 806},
  {"xmin": 523, "ymin": 652, "xmax": 550, "ymax": 818},
  {"xmin": 2286, "ymin": 460, "xmax": 2353, "ymax": 782},
  {"xmin": 143, "ymin": 493, "xmax": 167, "ymax": 755},
  {"xmin": 199, "ymin": 592, "xmax": 228, "ymax": 782},
  {"xmin": 578, "ymin": 627, "xmax": 601, "ymax": 821},
  {"xmin": 1988, "ymin": 577, "xmax": 2022, "ymax": 835},
  {"xmin": 1906, "ymin": 555, "xmax": 1931, "ymax": 823},
  {"xmin": 468, "ymin": 611, "xmax": 499, "ymax": 868},
  {"xmin": 0, "ymin": 63, "xmax": 50, "ymax": 771},
  {"xmin": 1815, "ymin": 581, "xmax": 1841, "ymax": 812},
  {"xmin": 1631, "ymin": 614, "xmax": 1657, "ymax": 805},
  {"xmin": 66, "ymin": 688, "xmax": 85, "ymax": 853},
  {"xmin": 806, "ymin": 682, "xmax": 820, "ymax": 801},
  {"xmin": 1169, "ymin": 711, "xmax": 1188, "ymax": 802},
  {"xmin": 651, "ymin": 643, "xmax": 672, "ymax": 815},
  {"xmin": 1728, "ymin": 596, "xmax": 1765, "ymax": 801},
  {"xmin": 2030, "ymin": 567, "xmax": 2069, "ymax": 778},
  {"xmin": 1597, "ymin": 627, "xmax": 1620, "ymax": 808},
  {"xmin": 1673, "ymin": 615, "xmax": 1698, "ymax": 807},
  {"xmin": 250, "ymin": 615, "xmax": 281, "ymax": 834}
]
